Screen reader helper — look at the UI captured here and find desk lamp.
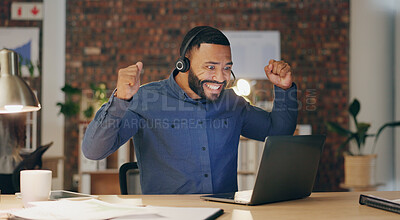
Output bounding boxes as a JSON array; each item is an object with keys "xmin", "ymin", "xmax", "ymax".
[{"xmin": 0, "ymin": 49, "xmax": 41, "ymax": 113}]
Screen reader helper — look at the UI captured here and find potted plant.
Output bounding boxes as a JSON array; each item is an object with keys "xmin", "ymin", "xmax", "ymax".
[
  {"xmin": 56, "ymin": 83, "xmax": 108, "ymax": 120},
  {"xmin": 56, "ymin": 84, "xmax": 81, "ymax": 118},
  {"xmin": 81, "ymin": 83, "xmax": 108, "ymax": 120},
  {"xmin": 326, "ymin": 99, "xmax": 400, "ymax": 188}
]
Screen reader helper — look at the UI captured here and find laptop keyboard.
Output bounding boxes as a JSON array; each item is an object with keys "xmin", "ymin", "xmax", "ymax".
[{"xmin": 213, "ymin": 192, "xmax": 235, "ymax": 200}]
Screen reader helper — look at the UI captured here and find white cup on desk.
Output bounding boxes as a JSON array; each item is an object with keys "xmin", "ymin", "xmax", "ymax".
[{"xmin": 20, "ymin": 170, "xmax": 52, "ymax": 207}]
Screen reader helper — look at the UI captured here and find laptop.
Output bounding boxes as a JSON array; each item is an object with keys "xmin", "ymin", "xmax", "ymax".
[{"xmin": 200, "ymin": 135, "xmax": 326, "ymax": 205}]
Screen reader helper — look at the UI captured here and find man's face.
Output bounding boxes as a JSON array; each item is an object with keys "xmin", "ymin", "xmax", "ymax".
[{"xmin": 187, "ymin": 43, "xmax": 232, "ymax": 101}]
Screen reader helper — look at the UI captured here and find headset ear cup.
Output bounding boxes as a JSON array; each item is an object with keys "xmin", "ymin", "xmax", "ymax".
[
  {"xmin": 176, "ymin": 57, "xmax": 190, "ymax": 72},
  {"xmin": 182, "ymin": 57, "xmax": 190, "ymax": 72},
  {"xmin": 175, "ymin": 58, "xmax": 184, "ymax": 71}
]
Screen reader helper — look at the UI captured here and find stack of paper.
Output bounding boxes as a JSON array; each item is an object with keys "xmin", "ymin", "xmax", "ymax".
[
  {"xmin": 7, "ymin": 197, "xmax": 223, "ymax": 220},
  {"xmin": 9, "ymin": 199, "xmax": 155, "ymax": 219}
]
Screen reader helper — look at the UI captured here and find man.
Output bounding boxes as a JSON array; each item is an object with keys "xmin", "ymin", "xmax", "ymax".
[{"xmin": 82, "ymin": 26, "xmax": 298, "ymax": 194}]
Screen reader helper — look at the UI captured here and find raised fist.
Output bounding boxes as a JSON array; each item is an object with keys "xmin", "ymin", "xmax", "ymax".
[
  {"xmin": 115, "ymin": 62, "xmax": 143, "ymax": 100},
  {"xmin": 264, "ymin": 59, "xmax": 293, "ymax": 90}
]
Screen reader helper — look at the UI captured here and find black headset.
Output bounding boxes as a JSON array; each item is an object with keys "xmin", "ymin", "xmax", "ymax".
[
  {"xmin": 175, "ymin": 27, "xmax": 236, "ymax": 82},
  {"xmin": 175, "ymin": 28, "xmax": 205, "ymax": 73}
]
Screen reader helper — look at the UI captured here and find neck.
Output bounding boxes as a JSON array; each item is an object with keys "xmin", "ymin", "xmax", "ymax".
[{"xmin": 175, "ymin": 72, "xmax": 201, "ymax": 99}]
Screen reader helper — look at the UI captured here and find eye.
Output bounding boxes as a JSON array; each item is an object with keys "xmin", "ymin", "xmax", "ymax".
[
  {"xmin": 224, "ymin": 66, "xmax": 232, "ymax": 71},
  {"xmin": 207, "ymin": 65, "xmax": 215, "ymax": 70}
]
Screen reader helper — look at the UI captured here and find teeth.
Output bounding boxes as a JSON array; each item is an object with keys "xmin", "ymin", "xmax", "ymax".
[{"xmin": 206, "ymin": 83, "xmax": 220, "ymax": 90}]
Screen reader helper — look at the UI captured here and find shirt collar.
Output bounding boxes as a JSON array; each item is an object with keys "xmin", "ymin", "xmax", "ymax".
[{"xmin": 167, "ymin": 69, "xmax": 206, "ymax": 104}]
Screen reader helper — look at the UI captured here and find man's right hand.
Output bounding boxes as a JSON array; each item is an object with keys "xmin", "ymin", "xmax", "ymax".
[{"xmin": 115, "ymin": 62, "xmax": 143, "ymax": 100}]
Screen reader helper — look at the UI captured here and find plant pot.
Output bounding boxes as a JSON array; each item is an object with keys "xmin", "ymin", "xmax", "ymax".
[{"xmin": 344, "ymin": 154, "xmax": 377, "ymax": 187}]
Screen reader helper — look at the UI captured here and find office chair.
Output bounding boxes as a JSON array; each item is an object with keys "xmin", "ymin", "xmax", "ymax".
[
  {"xmin": 11, "ymin": 142, "xmax": 53, "ymax": 192},
  {"xmin": 0, "ymin": 174, "xmax": 15, "ymax": 194},
  {"xmin": 119, "ymin": 162, "xmax": 141, "ymax": 195}
]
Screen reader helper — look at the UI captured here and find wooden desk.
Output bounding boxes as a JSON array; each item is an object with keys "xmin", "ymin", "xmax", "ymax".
[{"xmin": 1, "ymin": 191, "xmax": 400, "ymax": 219}]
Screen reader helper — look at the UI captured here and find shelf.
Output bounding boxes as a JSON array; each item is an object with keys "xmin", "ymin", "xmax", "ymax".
[
  {"xmin": 340, "ymin": 183, "xmax": 384, "ymax": 192},
  {"xmin": 81, "ymin": 169, "xmax": 119, "ymax": 175}
]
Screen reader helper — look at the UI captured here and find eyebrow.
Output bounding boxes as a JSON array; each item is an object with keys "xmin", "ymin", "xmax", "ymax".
[{"xmin": 205, "ymin": 61, "xmax": 233, "ymax": 65}]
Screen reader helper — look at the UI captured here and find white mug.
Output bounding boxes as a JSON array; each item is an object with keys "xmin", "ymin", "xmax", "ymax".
[{"xmin": 20, "ymin": 170, "xmax": 52, "ymax": 207}]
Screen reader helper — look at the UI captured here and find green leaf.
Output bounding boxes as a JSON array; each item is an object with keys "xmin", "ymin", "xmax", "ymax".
[
  {"xmin": 56, "ymin": 101, "xmax": 80, "ymax": 117},
  {"xmin": 348, "ymin": 99, "xmax": 360, "ymax": 126},
  {"xmin": 326, "ymin": 122, "xmax": 352, "ymax": 136},
  {"xmin": 90, "ymin": 83, "xmax": 97, "ymax": 91},
  {"xmin": 18, "ymin": 54, "xmax": 23, "ymax": 70},
  {"xmin": 357, "ymin": 122, "xmax": 371, "ymax": 146},
  {"xmin": 348, "ymin": 99, "xmax": 360, "ymax": 118},
  {"xmin": 61, "ymin": 84, "xmax": 81, "ymax": 95},
  {"xmin": 83, "ymin": 106, "xmax": 94, "ymax": 119},
  {"xmin": 372, "ymin": 121, "xmax": 400, "ymax": 153},
  {"xmin": 353, "ymin": 134, "xmax": 362, "ymax": 154},
  {"xmin": 36, "ymin": 60, "xmax": 42, "ymax": 76},
  {"xmin": 91, "ymin": 83, "xmax": 108, "ymax": 104},
  {"xmin": 26, "ymin": 59, "xmax": 34, "ymax": 77},
  {"xmin": 336, "ymin": 134, "xmax": 356, "ymax": 157},
  {"xmin": 357, "ymin": 122, "xmax": 371, "ymax": 132}
]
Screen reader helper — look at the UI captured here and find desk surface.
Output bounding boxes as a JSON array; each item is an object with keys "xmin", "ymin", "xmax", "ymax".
[{"xmin": 1, "ymin": 191, "xmax": 400, "ymax": 219}]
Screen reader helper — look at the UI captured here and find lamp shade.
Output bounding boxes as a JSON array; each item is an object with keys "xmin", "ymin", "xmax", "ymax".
[{"xmin": 0, "ymin": 49, "xmax": 41, "ymax": 113}]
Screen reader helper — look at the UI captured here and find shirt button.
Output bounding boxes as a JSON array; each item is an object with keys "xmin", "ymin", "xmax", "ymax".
[
  {"xmin": 202, "ymin": 147, "xmax": 206, "ymax": 151},
  {"xmin": 204, "ymin": 174, "xmax": 208, "ymax": 177}
]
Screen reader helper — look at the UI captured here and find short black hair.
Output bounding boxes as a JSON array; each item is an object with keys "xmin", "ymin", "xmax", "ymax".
[{"xmin": 179, "ymin": 26, "xmax": 230, "ymax": 57}]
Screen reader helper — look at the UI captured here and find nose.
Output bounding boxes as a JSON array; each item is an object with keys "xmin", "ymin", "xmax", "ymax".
[{"xmin": 212, "ymin": 68, "xmax": 226, "ymax": 82}]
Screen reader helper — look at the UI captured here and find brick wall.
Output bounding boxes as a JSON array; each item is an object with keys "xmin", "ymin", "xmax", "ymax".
[
  {"xmin": 66, "ymin": 0, "xmax": 350, "ymax": 192},
  {"xmin": 1, "ymin": 0, "xmax": 350, "ymax": 191}
]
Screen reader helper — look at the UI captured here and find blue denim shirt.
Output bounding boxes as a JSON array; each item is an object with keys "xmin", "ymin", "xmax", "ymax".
[{"xmin": 82, "ymin": 69, "xmax": 298, "ymax": 194}]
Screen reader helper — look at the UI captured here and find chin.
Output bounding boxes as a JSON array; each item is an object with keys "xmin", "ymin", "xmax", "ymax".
[{"xmin": 205, "ymin": 92, "xmax": 222, "ymax": 101}]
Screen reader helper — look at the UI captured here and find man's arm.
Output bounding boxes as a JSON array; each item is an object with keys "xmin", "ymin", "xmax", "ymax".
[
  {"xmin": 82, "ymin": 62, "xmax": 143, "ymax": 160},
  {"xmin": 241, "ymin": 84, "xmax": 298, "ymax": 141},
  {"xmin": 82, "ymin": 92, "xmax": 141, "ymax": 160},
  {"xmin": 241, "ymin": 59, "xmax": 298, "ymax": 140}
]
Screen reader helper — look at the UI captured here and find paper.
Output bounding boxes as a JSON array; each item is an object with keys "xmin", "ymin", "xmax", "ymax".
[
  {"xmin": 365, "ymin": 194, "xmax": 400, "ymax": 204},
  {"xmin": 234, "ymin": 190, "xmax": 253, "ymax": 203},
  {"xmin": 8, "ymin": 198, "xmax": 155, "ymax": 220},
  {"xmin": 7, "ymin": 197, "xmax": 223, "ymax": 220},
  {"xmin": 102, "ymin": 195, "xmax": 143, "ymax": 206},
  {"xmin": 392, "ymin": 199, "xmax": 400, "ymax": 204},
  {"xmin": 114, "ymin": 206, "xmax": 223, "ymax": 220}
]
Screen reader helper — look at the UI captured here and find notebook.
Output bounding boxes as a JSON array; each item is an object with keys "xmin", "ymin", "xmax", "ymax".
[
  {"xmin": 200, "ymin": 135, "xmax": 326, "ymax": 205},
  {"xmin": 359, "ymin": 194, "xmax": 400, "ymax": 214}
]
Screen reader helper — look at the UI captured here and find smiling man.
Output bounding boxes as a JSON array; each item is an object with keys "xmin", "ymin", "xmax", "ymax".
[
  {"xmin": 179, "ymin": 43, "xmax": 232, "ymax": 101},
  {"xmin": 82, "ymin": 26, "xmax": 298, "ymax": 194}
]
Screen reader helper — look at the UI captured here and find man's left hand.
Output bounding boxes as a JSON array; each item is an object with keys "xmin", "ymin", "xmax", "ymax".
[{"xmin": 264, "ymin": 59, "xmax": 293, "ymax": 90}]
